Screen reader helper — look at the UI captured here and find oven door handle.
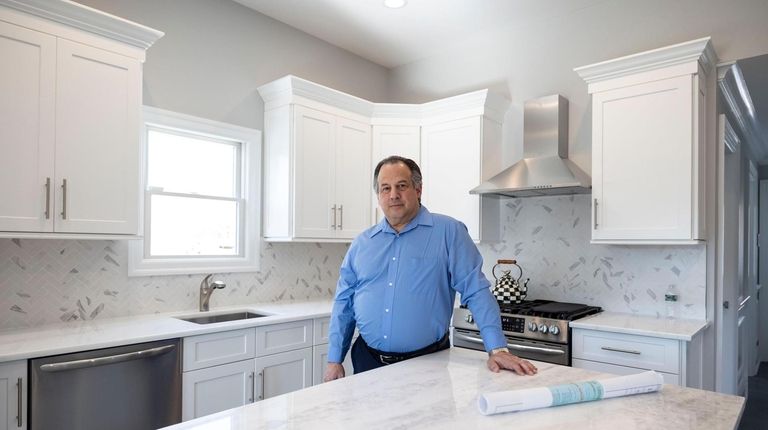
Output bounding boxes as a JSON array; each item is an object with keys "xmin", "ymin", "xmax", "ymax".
[
  {"xmin": 454, "ymin": 333, "xmax": 565, "ymax": 356},
  {"xmin": 506, "ymin": 343, "xmax": 565, "ymax": 356}
]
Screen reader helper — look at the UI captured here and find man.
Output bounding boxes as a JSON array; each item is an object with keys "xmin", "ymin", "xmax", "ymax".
[{"xmin": 324, "ymin": 156, "xmax": 537, "ymax": 381}]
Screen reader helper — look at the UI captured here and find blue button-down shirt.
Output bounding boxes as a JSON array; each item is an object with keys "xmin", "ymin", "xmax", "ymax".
[{"xmin": 327, "ymin": 206, "xmax": 506, "ymax": 363}]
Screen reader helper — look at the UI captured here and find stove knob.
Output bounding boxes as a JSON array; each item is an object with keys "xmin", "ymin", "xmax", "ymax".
[
  {"xmin": 465, "ymin": 314, "xmax": 474, "ymax": 324},
  {"xmin": 549, "ymin": 325, "xmax": 560, "ymax": 335},
  {"xmin": 528, "ymin": 322, "xmax": 537, "ymax": 332},
  {"xmin": 538, "ymin": 324, "xmax": 548, "ymax": 334}
]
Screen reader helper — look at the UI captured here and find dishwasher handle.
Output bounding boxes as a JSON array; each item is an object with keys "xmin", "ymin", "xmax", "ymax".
[{"xmin": 39, "ymin": 344, "xmax": 176, "ymax": 372}]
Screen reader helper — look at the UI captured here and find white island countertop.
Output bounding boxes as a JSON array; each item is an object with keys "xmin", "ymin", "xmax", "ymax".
[
  {"xmin": 161, "ymin": 348, "xmax": 744, "ymax": 430},
  {"xmin": 569, "ymin": 311, "xmax": 709, "ymax": 341},
  {"xmin": 0, "ymin": 300, "xmax": 334, "ymax": 362}
]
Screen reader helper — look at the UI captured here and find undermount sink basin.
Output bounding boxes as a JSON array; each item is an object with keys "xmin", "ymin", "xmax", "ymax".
[{"xmin": 176, "ymin": 311, "xmax": 268, "ymax": 324}]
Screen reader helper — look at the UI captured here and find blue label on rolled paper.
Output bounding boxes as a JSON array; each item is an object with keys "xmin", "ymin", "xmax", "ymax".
[{"xmin": 548, "ymin": 381, "xmax": 604, "ymax": 406}]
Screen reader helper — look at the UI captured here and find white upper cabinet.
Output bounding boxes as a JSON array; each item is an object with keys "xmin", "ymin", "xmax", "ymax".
[
  {"xmin": 258, "ymin": 76, "xmax": 507, "ymax": 243},
  {"xmin": 0, "ymin": 0, "xmax": 162, "ymax": 238},
  {"xmin": 575, "ymin": 37, "xmax": 716, "ymax": 244}
]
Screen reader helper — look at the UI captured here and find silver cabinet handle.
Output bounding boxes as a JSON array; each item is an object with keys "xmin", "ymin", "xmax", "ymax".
[
  {"xmin": 601, "ymin": 346, "xmax": 641, "ymax": 355},
  {"xmin": 60, "ymin": 179, "xmax": 67, "ymax": 220},
  {"xmin": 593, "ymin": 198, "xmax": 598, "ymax": 229},
  {"xmin": 248, "ymin": 372, "xmax": 254, "ymax": 402},
  {"xmin": 44, "ymin": 177, "xmax": 51, "ymax": 219},
  {"xmin": 257, "ymin": 370, "xmax": 264, "ymax": 400},
  {"xmin": 331, "ymin": 205, "xmax": 337, "ymax": 230},
  {"xmin": 16, "ymin": 377, "xmax": 22, "ymax": 427},
  {"xmin": 338, "ymin": 204, "xmax": 343, "ymax": 229},
  {"xmin": 39, "ymin": 344, "xmax": 175, "ymax": 372}
]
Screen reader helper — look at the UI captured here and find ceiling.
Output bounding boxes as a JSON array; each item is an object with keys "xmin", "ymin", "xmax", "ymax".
[{"xmin": 233, "ymin": 0, "xmax": 605, "ymax": 68}]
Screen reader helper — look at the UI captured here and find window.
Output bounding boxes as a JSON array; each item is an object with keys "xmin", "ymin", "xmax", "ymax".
[{"xmin": 128, "ymin": 107, "xmax": 261, "ymax": 276}]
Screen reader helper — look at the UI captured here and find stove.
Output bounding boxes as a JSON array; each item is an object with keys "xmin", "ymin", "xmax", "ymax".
[{"xmin": 452, "ymin": 300, "xmax": 602, "ymax": 366}]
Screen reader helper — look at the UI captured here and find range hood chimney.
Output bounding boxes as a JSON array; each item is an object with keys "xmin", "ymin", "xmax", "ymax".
[{"xmin": 470, "ymin": 95, "xmax": 591, "ymax": 197}]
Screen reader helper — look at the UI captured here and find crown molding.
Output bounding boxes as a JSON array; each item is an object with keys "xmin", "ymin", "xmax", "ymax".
[
  {"xmin": 575, "ymin": 37, "xmax": 716, "ymax": 85},
  {"xmin": 0, "ymin": 0, "xmax": 164, "ymax": 50},
  {"xmin": 257, "ymin": 75, "xmax": 509, "ymax": 124},
  {"xmin": 718, "ymin": 63, "xmax": 767, "ymax": 162}
]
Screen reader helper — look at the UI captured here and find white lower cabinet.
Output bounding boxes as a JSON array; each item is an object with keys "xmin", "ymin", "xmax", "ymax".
[
  {"xmin": 572, "ymin": 328, "xmax": 702, "ymax": 387},
  {"xmin": 182, "ymin": 359, "xmax": 255, "ymax": 421},
  {"xmin": 254, "ymin": 348, "xmax": 312, "ymax": 400},
  {"xmin": 0, "ymin": 360, "xmax": 26, "ymax": 430}
]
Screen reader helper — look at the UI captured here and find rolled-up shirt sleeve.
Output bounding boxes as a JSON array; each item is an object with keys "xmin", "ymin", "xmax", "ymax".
[
  {"xmin": 447, "ymin": 222, "xmax": 507, "ymax": 352},
  {"xmin": 327, "ymin": 243, "xmax": 358, "ymax": 363}
]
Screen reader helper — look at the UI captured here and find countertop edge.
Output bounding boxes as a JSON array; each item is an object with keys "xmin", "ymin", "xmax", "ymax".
[{"xmin": 569, "ymin": 311, "xmax": 710, "ymax": 341}]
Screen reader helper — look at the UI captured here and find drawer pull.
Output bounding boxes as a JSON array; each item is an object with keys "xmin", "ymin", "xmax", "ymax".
[
  {"xmin": 601, "ymin": 346, "xmax": 641, "ymax": 355},
  {"xmin": 16, "ymin": 377, "xmax": 22, "ymax": 427}
]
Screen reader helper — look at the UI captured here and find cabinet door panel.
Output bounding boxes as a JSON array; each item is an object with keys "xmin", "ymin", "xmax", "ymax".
[
  {"xmin": 421, "ymin": 118, "xmax": 481, "ymax": 240},
  {"xmin": 572, "ymin": 358, "xmax": 680, "ymax": 385},
  {"xmin": 294, "ymin": 106, "xmax": 335, "ymax": 238},
  {"xmin": 335, "ymin": 117, "xmax": 371, "ymax": 238},
  {"xmin": 55, "ymin": 39, "xmax": 140, "ymax": 234},
  {"xmin": 182, "ymin": 359, "xmax": 255, "ymax": 421},
  {"xmin": 0, "ymin": 360, "xmax": 27, "ymax": 430},
  {"xmin": 0, "ymin": 21, "xmax": 55, "ymax": 233},
  {"xmin": 255, "ymin": 348, "xmax": 312, "ymax": 399},
  {"xmin": 593, "ymin": 75, "xmax": 693, "ymax": 240}
]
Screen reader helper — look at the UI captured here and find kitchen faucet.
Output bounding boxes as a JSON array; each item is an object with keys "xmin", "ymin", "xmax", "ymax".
[{"xmin": 199, "ymin": 274, "xmax": 226, "ymax": 312}]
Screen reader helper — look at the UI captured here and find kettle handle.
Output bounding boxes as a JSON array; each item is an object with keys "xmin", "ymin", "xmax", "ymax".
[{"xmin": 491, "ymin": 260, "xmax": 523, "ymax": 282}]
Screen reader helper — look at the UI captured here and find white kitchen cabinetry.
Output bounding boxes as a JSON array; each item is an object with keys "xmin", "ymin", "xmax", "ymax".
[
  {"xmin": 0, "ymin": 1, "xmax": 162, "ymax": 237},
  {"xmin": 0, "ymin": 361, "xmax": 26, "ymax": 430},
  {"xmin": 254, "ymin": 320, "xmax": 313, "ymax": 399},
  {"xmin": 572, "ymin": 328, "xmax": 702, "ymax": 387},
  {"xmin": 371, "ymin": 125, "xmax": 421, "ymax": 224},
  {"xmin": 312, "ymin": 316, "xmax": 354, "ymax": 384},
  {"xmin": 575, "ymin": 37, "xmax": 716, "ymax": 244},
  {"xmin": 182, "ymin": 329, "xmax": 256, "ymax": 421},
  {"xmin": 258, "ymin": 76, "xmax": 507, "ymax": 243}
]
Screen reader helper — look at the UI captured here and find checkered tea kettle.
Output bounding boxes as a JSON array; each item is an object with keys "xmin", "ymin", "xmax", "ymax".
[{"xmin": 491, "ymin": 259, "xmax": 530, "ymax": 304}]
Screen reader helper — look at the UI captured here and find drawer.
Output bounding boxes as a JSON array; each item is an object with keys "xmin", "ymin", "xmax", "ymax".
[
  {"xmin": 183, "ymin": 328, "xmax": 256, "ymax": 371},
  {"xmin": 313, "ymin": 317, "xmax": 331, "ymax": 345},
  {"xmin": 572, "ymin": 329, "xmax": 680, "ymax": 374},
  {"xmin": 256, "ymin": 319, "xmax": 313, "ymax": 357},
  {"xmin": 572, "ymin": 358, "xmax": 680, "ymax": 385}
]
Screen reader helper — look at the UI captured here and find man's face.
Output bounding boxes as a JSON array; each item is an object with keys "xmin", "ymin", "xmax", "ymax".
[{"xmin": 377, "ymin": 162, "xmax": 421, "ymax": 231}]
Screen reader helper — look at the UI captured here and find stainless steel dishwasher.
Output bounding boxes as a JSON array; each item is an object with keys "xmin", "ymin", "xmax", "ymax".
[{"xmin": 29, "ymin": 338, "xmax": 181, "ymax": 430}]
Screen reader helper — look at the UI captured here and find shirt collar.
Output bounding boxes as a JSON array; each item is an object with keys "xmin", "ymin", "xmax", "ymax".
[{"xmin": 368, "ymin": 205, "xmax": 433, "ymax": 238}]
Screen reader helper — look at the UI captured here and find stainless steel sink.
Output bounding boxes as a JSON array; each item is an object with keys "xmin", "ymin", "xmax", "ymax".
[{"xmin": 176, "ymin": 311, "xmax": 268, "ymax": 324}]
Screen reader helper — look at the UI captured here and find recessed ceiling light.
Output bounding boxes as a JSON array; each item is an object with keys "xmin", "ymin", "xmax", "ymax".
[{"xmin": 383, "ymin": 0, "xmax": 407, "ymax": 9}]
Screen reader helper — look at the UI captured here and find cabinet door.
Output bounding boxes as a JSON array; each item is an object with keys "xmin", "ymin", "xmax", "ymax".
[
  {"xmin": 0, "ymin": 21, "xmax": 55, "ymax": 233},
  {"xmin": 294, "ymin": 105, "xmax": 336, "ymax": 239},
  {"xmin": 0, "ymin": 361, "xmax": 27, "ymax": 430},
  {"xmin": 592, "ymin": 75, "xmax": 694, "ymax": 241},
  {"xmin": 371, "ymin": 125, "xmax": 420, "ymax": 224},
  {"xmin": 55, "ymin": 39, "xmax": 140, "ymax": 234},
  {"xmin": 182, "ymin": 359, "xmax": 255, "ymax": 421},
  {"xmin": 421, "ymin": 117, "xmax": 481, "ymax": 241},
  {"xmin": 335, "ymin": 117, "xmax": 371, "ymax": 238},
  {"xmin": 255, "ymin": 348, "xmax": 312, "ymax": 400}
]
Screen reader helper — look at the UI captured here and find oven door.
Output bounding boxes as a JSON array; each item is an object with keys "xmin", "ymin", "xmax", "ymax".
[{"xmin": 453, "ymin": 328, "xmax": 570, "ymax": 366}]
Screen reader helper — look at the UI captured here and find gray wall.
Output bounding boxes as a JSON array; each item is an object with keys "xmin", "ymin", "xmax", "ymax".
[
  {"xmin": 77, "ymin": 0, "xmax": 390, "ymax": 129},
  {"xmin": 387, "ymin": 0, "xmax": 768, "ymax": 173}
]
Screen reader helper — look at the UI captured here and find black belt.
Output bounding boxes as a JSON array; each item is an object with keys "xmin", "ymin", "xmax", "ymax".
[{"xmin": 363, "ymin": 332, "xmax": 450, "ymax": 365}]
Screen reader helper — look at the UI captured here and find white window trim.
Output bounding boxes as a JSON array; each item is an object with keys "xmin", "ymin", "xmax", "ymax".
[{"xmin": 128, "ymin": 106, "xmax": 262, "ymax": 276}]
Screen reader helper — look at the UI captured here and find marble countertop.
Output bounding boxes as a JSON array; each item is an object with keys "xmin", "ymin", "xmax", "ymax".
[
  {"xmin": 0, "ymin": 300, "xmax": 333, "ymax": 362},
  {"xmin": 569, "ymin": 312, "xmax": 709, "ymax": 341},
  {"xmin": 160, "ymin": 347, "xmax": 744, "ymax": 430}
]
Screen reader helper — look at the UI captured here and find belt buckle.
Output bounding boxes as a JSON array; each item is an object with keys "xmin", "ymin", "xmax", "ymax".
[{"xmin": 379, "ymin": 354, "xmax": 397, "ymax": 364}]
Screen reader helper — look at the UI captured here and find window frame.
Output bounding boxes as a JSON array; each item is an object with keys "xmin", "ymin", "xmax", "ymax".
[{"xmin": 128, "ymin": 106, "xmax": 261, "ymax": 276}]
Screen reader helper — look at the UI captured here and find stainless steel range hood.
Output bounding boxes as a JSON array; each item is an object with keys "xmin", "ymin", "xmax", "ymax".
[{"xmin": 470, "ymin": 95, "xmax": 591, "ymax": 197}]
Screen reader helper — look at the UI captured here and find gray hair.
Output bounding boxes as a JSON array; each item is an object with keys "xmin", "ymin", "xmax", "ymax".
[{"xmin": 373, "ymin": 156, "xmax": 423, "ymax": 193}]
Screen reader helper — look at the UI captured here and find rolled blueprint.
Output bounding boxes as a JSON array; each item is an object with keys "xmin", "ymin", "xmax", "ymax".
[{"xmin": 478, "ymin": 370, "xmax": 664, "ymax": 415}]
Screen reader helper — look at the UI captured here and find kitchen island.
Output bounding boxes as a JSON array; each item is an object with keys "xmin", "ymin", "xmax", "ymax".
[{"xmin": 162, "ymin": 348, "xmax": 744, "ymax": 430}]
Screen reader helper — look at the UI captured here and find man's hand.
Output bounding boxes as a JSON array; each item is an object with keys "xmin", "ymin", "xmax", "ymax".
[
  {"xmin": 486, "ymin": 351, "xmax": 538, "ymax": 375},
  {"xmin": 323, "ymin": 363, "xmax": 345, "ymax": 382}
]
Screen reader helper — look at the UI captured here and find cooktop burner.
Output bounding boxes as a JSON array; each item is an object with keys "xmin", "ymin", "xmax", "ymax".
[{"xmin": 497, "ymin": 299, "xmax": 601, "ymax": 321}]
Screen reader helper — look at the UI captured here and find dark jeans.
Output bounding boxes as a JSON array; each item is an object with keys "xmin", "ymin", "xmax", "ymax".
[{"xmin": 351, "ymin": 333, "xmax": 450, "ymax": 374}]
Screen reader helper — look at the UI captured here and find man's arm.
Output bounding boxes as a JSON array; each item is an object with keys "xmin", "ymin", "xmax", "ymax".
[{"xmin": 324, "ymin": 246, "xmax": 358, "ymax": 382}]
